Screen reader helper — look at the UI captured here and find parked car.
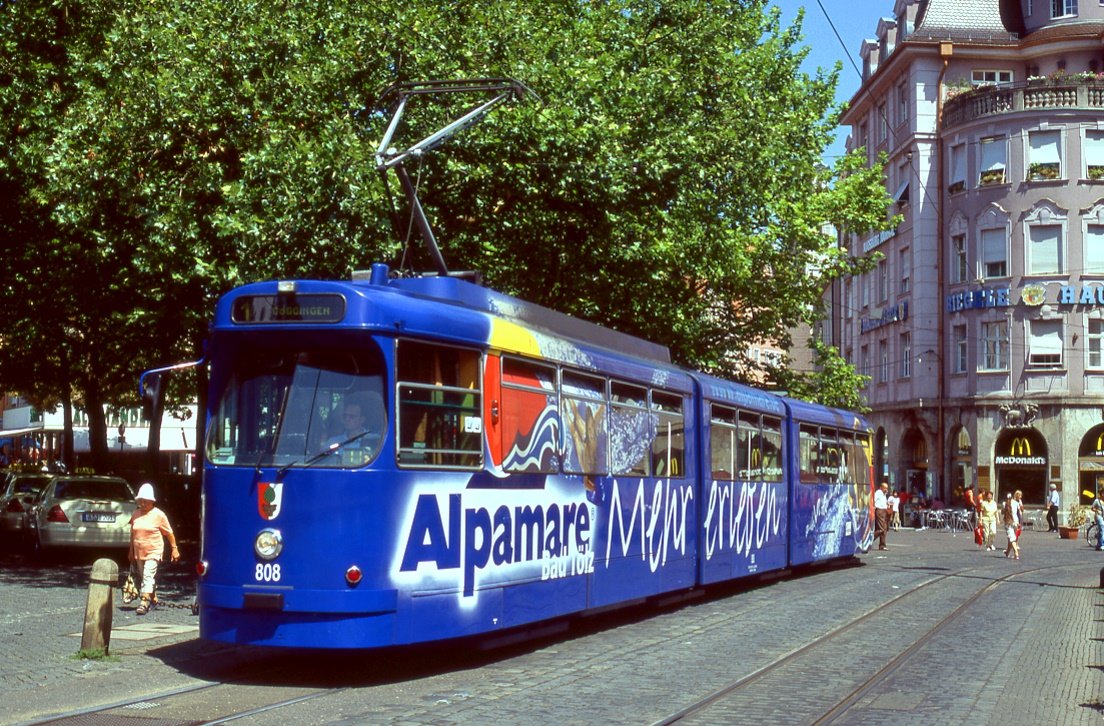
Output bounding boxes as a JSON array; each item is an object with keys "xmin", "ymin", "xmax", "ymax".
[
  {"xmin": 0, "ymin": 471, "xmax": 54, "ymax": 548},
  {"xmin": 26, "ymin": 476, "xmax": 136, "ymax": 556}
]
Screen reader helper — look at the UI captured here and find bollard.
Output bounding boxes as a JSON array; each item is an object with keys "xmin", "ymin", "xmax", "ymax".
[
  {"xmin": 81, "ymin": 558, "xmax": 119, "ymax": 654},
  {"xmin": 1100, "ymin": 566, "xmax": 1104, "ymax": 589}
]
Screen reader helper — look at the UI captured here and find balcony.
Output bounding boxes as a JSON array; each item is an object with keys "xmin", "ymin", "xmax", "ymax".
[{"xmin": 943, "ymin": 76, "xmax": 1104, "ymax": 129}]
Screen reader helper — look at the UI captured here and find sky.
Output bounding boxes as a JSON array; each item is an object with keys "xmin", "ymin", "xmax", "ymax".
[{"xmin": 771, "ymin": 1, "xmax": 895, "ymax": 163}]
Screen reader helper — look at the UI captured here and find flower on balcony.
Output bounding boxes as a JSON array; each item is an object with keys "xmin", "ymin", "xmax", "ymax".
[
  {"xmin": 947, "ymin": 180, "xmax": 965, "ymax": 194},
  {"xmin": 1088, "ymin": 165, "xmax": 1104, "ymax": 181},
  {"xmin": 1028, "ymin": 162, "xmax": 1060, "ymax": 181},
  {"xmin": 979, "ymin": 169, "xmax": 1006, "ymax": 186}
]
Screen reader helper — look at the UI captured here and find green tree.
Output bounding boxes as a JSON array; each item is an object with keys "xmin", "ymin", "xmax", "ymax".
[{"xmin": 0, "ymin": 0, "xmax": 893, "ymax": 467}]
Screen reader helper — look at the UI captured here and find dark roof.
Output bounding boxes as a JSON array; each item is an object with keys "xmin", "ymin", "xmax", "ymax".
[{"xmin": 910, "ymin": 0, "xmax": 1019, "ymax": 44}]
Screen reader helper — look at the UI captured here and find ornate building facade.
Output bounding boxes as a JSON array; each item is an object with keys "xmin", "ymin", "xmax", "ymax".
[{"xmin": 838, "ymin": 0, "xmax": 1104, "ymax": 510}]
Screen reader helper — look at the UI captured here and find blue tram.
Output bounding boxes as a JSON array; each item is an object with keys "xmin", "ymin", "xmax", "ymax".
[{"xmin": 174, "ymin": 262, "xmax": 874, "ymax": 649}]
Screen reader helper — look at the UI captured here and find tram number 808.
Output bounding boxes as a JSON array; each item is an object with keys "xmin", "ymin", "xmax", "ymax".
[{"xmin": 255, "ymin": 563, "xmax": 282, "ymax": 582}]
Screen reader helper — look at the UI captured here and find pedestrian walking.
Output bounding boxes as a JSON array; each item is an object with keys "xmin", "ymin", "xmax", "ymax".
[
  {"xmin": 979, "ymin": 490, "xmax": 998, "ymax": 550},
  {"xmin": 1045, "ymin": 484, "xmax": 1060, "ymax": 532},
  {"xmin": 128, "ymin": 482, "xmax": 180, "ymax": 615},
  {"xmin": 1003, "ymin": 490, "xmax": 1022, "ymax": 560},
  {"xmin": 888, "ymin": 489, "xmax": 901, "ymax": 531},
  {"xmin": 874, "ymin": 481, "xmax": 890, "ymax": 550},
  {"xmin": 1092, "ymin": 487, "xmax": 1104, "ymax": 552}
]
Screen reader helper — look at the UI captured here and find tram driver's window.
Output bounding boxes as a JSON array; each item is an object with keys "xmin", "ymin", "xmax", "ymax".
[
  {"xmin": 396, "ymin": 340, "xmax": 482, "ymax": 469},
  {"xmin": 651, "ymin": 391, "xmax": 685, "ymax": 478}
]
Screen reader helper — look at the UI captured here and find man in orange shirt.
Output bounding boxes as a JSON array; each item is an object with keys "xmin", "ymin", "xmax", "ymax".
[{"xmin": 129, "ymin": 483, "xmax": 180, "ymax": 615}]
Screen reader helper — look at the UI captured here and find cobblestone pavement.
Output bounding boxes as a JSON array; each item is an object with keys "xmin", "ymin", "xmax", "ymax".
[{"xmin": 1, "ymin": 527, "xmax": 1101, "ymax": 725}]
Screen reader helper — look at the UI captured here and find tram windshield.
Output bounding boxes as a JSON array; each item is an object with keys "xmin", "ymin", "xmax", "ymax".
[{"xmin": 207, "ymin": 348, "xmax": 387, "ymax": 469}]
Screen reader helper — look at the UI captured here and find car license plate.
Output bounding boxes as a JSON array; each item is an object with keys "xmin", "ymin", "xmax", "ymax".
[{"xmin": 81, "ymin": 512, "xmax": 117, "ymax": 523}]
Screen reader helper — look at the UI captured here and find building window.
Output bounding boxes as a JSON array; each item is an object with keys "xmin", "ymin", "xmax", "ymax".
[
  {"xmin": 979, "ymin": 136, "xmax": 1006, "ymax": 186},
  {"xmin": 900, "ymin": 332, "xmax": 911, "ymax": 378},
  {"xmin": 1027, "ymin": 224, "xmax": 1063, "ymax": 275},
  {"xmin": 954, "ymin": 234, "xmax": 969, "ymax": 283},
  {"xmin": 954, "ymin": 324, "xmax": 968, "ymax": 373},
  {"xmin": 1028, "ymin": 319, "xmax": 1063, "ymax": 367},
  {"xmin": 897, "ymin": 80, "xmax": 908, "ymax": 127},
  {"xmin": 949, "ymin": 143, "xmax": 966, "ymax": 193},
  {"xmin": 879, "ymin": 339, "xmax": 889, "ymax": 382},
  {"xmin": 972, "ymin": 70, "xmax": 1013, "ymax": 86},
  {"xmin": 980, "ymin": 228, "xmax": 1008, "ymax": 279},
  {"xmin": 1086, "ymin": 224, "xmax": 1104, "ymax": 273},
  {"xmin": 1051, "ymin": 0, "xmax": 1078, "ymax": 17},
  {"xmin": 1028, "ymin": 129, "xmax": 1062, "ymax": 181},
  {"xmin": 878, "ymin": 258, "xmax": 889, "ymax": 302},
  {"xmin": 861, "ymin": 271, "xmax": 870, "ymax": 308},
  {"xmin": 899, "ymin": 247, "xmax": 911, "ymax": 294},
  {"xmin": 1084, "ymin": 129, "xmax": 1104, "ymax": 180},
  {"xmin": 981, "ymin": 320, "xmax": 1010, "ymax": 370},
  {"xmin": 877, "ymin": 103, "xmax": 887, "ymax": 143},
  {"xmin": 858, "ymin": 121, "xmax": 868, "ymax": 152},
  {"xmin": 896, "ymin": 160, "xmax": 910, "ymax": 208},
  {"xmin": 861, "ymin": 345, "xmax": 870, "ymax": 378},
  {"xmin": 1089, "ymin": 318, "xmax": 1104, "ymax": 369}
]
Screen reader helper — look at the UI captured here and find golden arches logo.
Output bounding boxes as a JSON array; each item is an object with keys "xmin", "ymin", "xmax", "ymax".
[
  {"xmin": 750, "ymin": 449, "xmax": 762, "ymax": 469},
  {"xmin": 1009, "ymin": 437, "xmax": 1032, "ymax": 457},
  {"xmin": 1096, "ymin": 432, "xmax": 1104, "ymax": 452}
]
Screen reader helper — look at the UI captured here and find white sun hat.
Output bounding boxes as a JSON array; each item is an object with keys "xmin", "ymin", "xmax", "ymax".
[{"xmin": 136, "ymin": 483, "xmax": 156, "ymax": 501}]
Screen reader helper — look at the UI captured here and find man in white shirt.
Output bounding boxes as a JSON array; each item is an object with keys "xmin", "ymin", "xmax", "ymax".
[
  {"xmin": 1045, "ymin": 484, "xmax": 1060, "ymax": 532},
  {"xmin": 874, "ymin": 481, "xmax": 890, "ymax": 551}
]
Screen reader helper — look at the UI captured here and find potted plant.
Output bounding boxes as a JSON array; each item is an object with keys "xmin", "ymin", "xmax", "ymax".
[{"xmin": 1059, "ymin": 504, "xmax": 1089, "ymax": 539}]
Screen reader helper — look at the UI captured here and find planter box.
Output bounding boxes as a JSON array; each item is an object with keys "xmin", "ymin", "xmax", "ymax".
[{"xmin": 1058, "ymin": 526, "xmax": 1079, "ymax": 539}]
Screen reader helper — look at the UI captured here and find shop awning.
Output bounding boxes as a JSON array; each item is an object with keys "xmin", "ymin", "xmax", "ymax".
[{"xmin": 0, "ymin": 425, "xmax": 44, "ymax": 438}]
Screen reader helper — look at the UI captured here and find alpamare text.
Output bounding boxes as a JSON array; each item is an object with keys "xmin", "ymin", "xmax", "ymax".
[{"xmin": 397, "ymin": 478, "xmax": 780, "ymax": 598}]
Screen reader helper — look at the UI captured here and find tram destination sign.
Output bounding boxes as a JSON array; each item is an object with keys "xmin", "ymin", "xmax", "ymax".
[{"xmin": 231, "ymin": 294, "xmax": 346, "ymax": 324}]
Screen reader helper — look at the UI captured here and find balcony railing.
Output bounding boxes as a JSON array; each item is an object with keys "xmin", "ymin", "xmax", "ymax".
[{"xmin": 943, "ymin": 79, "xmax": 1104, "ymax": 128}]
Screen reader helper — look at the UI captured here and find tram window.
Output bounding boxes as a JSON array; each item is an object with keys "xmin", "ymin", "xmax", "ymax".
[
  {"xmin": 738, "ymin": 412, "xmax": 760, "ymax": 480},
  {"xmin": 709, "ymin": 404, "xmax": 737, "ymax": 480},
  {"xmin": 651, "ymin": 391, "xmax": 685, "ymax": 479},
  {"xmin": 839, "ymin": 432, "xmax": 855, "ymax": 485},
  {"xmin": 819, "ymin": 428, "xmax": 841, "ymax": 483},
  {"xmin": 396, "ymin": 340, "xmax": 482, "ymax": 469},
  {"xmin": 500, "ymin": 357, "xmax": 559, "ymax": 474},
  {"xmin": 611, "ymin": 381, "xmax": 651, "ymax": 476},
  {"xmin": 761, "ymin": 416, "xmax": 783, "ymax": 482},
  {"xmin": 561, "ymin": 371, "xmax": 608, "ymax": 476},
  {"xmin": 207, "ymin": 348, "xmax": 386, "ymax": 468},
  {"xmin": 799, "ymin": 424, "xmax": 819, "ymax": 484}
]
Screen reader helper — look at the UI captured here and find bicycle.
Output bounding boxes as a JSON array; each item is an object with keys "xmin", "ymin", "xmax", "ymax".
[{"xmin": 1087, "ymin": 520, "xmax": 1102, "ymax": 550}]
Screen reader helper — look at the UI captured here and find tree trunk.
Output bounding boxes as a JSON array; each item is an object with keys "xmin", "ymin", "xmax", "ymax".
[
  {"xmin": 85, "ymin": 391, "xmax": 109, "ymax": 473},
  {"xmin": 62, "ymin": 398, "xmax": 75, "ymax": 472}
]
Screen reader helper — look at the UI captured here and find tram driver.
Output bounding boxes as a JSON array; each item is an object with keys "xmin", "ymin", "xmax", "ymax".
[{"xmin": 325, "ymin": 392, "xmax": 380, "ymax": 464}]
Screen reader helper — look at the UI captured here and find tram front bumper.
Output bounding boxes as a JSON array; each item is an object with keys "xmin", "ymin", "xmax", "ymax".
[{"xmin": 200, "ymin": 582, "xmax": 398, "ymax": 614}]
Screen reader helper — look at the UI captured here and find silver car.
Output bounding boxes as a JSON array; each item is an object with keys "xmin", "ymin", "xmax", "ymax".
[
  {"xmin": 0, "ymin": 471, "xmax": 53, "ymax": 546},
  {"xmin": 27, "ymin": 476, "xmax": 136, "ymax": 554}
]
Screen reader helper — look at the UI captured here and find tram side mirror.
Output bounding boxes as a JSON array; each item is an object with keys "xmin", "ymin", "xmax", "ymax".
[{"xmin": 141, "ymin": 372, "xmax": 166, "ymax": 422}]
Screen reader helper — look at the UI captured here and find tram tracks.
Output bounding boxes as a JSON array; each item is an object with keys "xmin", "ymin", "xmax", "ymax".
[{"xmin": 651, "ymin": 561, "xmax": 1078, "ymax": 725}]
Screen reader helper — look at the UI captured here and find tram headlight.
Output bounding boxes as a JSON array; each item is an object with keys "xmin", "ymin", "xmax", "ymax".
[{"xmin": 254, "ymin": 528, "xmax": 284, "ymax": 560}]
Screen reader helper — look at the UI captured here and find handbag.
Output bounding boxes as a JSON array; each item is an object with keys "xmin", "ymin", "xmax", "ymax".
[
  {"xmin": 973, "ymin": 524, "xmax": 984, "ymax": 545},
  {"xmin": 1015, "ymin": 526, "xmax": 1022, "ymax": 539},
  {"xmin": 121, "ymin": 572, "xmax": 139, "ymax": 604}
]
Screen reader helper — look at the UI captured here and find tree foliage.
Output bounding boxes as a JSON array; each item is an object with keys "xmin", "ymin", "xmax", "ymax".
[{"xmin": 0, "ymin": 0, "xmax": 892, "ymax": 461}]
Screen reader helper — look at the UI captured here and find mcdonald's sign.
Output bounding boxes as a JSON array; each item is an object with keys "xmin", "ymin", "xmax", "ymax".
[{"xmin": 994, "ymin": 436, "xmax": 1046, "ymax": 466}]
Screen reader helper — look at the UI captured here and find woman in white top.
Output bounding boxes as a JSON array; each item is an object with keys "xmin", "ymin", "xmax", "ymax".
[{"xmin": 1003, "ymin": 489, "xmax": 1023, "ymax": 560}]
